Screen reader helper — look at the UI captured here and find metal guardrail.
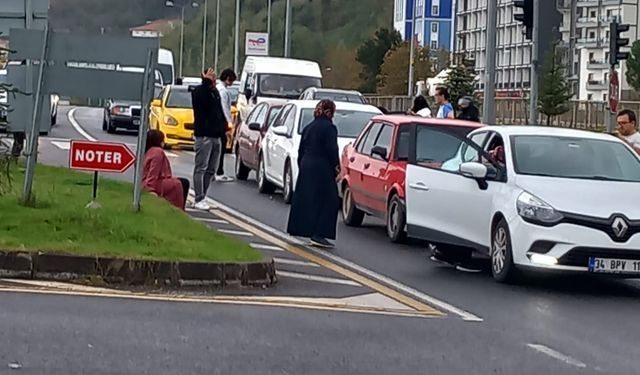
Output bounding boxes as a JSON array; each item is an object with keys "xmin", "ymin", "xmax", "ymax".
[{"xmin": 364, "ymin": 96, "xmax": 640, "ymax": 129}]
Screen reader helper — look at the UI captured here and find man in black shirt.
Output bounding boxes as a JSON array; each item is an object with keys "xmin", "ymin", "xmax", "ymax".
[{"xmin": 191, "ymin": 68, "xmax": 228, "ymax": 210}]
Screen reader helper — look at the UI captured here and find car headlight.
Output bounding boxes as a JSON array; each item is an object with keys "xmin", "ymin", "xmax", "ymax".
[
  {"xmin": 164, "ymin": 115, "xmax": 178, "ymax": 126},
  {"xmin": 112, "ymin": 106, "xmax": 128, "ymax": 115},
  {"xmin": 516, "ymin": 191, "xmax": 563, "ymax": 225}
]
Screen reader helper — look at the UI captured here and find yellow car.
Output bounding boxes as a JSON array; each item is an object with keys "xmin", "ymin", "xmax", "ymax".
[
  {"xmin": 226, "ymin": 104, "xmax": 240, "ymax": 151},
  {"xmin": 149, "ymin": 85, "xmax": 194, "ymax": 148}
]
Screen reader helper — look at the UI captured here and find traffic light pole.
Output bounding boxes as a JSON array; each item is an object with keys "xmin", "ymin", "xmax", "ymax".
[
  {"xmin": 528, "ymin": 0, "xmax": 539, "ymax": 125},
  {"xmin": 482, "ymin": 0, "xmax": 497, "ymax": 125}
]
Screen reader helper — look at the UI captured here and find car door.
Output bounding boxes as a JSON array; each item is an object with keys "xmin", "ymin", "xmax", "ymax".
[
  {"xmin": 405, "ymin": 126, "xmax": 496, "ymax": 251},
  {"xmin": 349, "ymin": 122, "xmax": 382, "ymax": 210},
  {"xmin": 264, "ymin": 104, "xmax": 293, "ymax": 184},
  {"xmin": 272, "ymin": 104, "xmax": 297, "ymax": 185},
  {"xmin": 149, "ymin": 86, "xmax": 166, "ymax": 129},
  {"xmin": 239, "ymin": 103, "xmax": 265, "ymax": 167},
  {"xmin": 361, "ymin": 123, "xmax": 394, "ymax": 215}
]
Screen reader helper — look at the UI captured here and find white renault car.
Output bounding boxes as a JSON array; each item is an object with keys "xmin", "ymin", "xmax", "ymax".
[
  {"xmin": 258, "ymin": 100, "xmax": 381, "ymax": 203},
  {"xmin": 405, "ymin": 126, "xmax": 640, "ymax": 283}
]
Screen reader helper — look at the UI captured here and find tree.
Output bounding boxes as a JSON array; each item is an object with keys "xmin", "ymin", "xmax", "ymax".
[
  {"xmin": 322, "ymin": 46, "xmax": 361, "ymax": 90},
  {"xmin": 376, "ymin": 43, "xmax": 433, "ymax": 96},
  {"xmin": 444, "ymin": 55, "xmax": 477, "ymax": 106},
  {"xmin": 356, "ymin": 27, "xmax": 402, "ymax": 93},
  {"xmin": 432, "ymin": 48, "xmax": 450, "ymax": 73},
  {"xmin": 626, "ymin": 40, "xmax": 640, "ymax": 91},
  {"xmin": 538, "ymin": 43, "xmax": 572, "ymax": 126}
]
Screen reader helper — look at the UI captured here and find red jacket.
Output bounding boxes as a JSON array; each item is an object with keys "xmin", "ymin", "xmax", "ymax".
[{"xmin": 143, "ymin": 147, "xmax": 185, "ymax": 209}]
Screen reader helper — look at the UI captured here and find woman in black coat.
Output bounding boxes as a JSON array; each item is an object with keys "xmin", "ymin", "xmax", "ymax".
[{"xmin": 287, "ymin": 100, "xmax": 340, "ymax": 248}]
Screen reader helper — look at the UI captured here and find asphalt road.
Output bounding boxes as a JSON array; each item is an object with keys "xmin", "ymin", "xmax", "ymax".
[{"xmin": 5, "ymin": 105, "xmax": 639, "ymax": 374}]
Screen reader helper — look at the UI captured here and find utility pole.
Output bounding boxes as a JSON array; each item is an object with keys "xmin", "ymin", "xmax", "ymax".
[
  {"xmin": 407, "ymin": 0, "xmax": 417, "ymax": 97},
  {"xmin": 214, "ymin": 0, "xmax": 220, "ymax": 71},
  {"xmin": 482, "ymin": 0, "xmax": 498, "ymax": 125},
  {"xmin": 267, "ymin": 0, "xmax": 271, "ymax": 37},
  {"xmin": 201, "ymin": 0, "xmax": 208, "ymax": 72},
  {"xmin": 234, "ymin": 0, "xmax": 240, "ymax": 72},
  {"xmin": 284, "ymin": 0, "xmax": 292, "ymax": 57},
  {"xmin": 179, "ymin": 4, "xmax": 185, "ymax": 77},
  {"xmin": 528, "ymin": 0, "xmax": 540, "ymax": 125}
]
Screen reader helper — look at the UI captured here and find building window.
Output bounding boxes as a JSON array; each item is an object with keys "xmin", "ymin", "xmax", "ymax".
[
  {"xmin": 589, "ymin": 31, "xmax": 595, "ymax": 39},
  {"xmin": 417, "ymin": 0, "xmax": 424, "ymax": 16},
  {"xmin": 432, "ymin": 22, "xmax": 439, "ymax": 33},
  {"xmin": 394, "ymin": 0, "xmax": 403, "ymax": 21},
  {"xmin": 432, "ymin": 5, "xmax": 440, "ymax": 16},
  {"xmin": 431, "ymin": 40, "xmax": 438, "ymax": 49},
  {"xmin": 603, "ymin": 93, "xmax": 607, "ymax": 101},
  {"xmin": 589, "ymin": 52, "xmax": 594, "ymax": 61},
  {"xmin": 588, "ymin": 94, "xmax": 593, "ymax": 100}
]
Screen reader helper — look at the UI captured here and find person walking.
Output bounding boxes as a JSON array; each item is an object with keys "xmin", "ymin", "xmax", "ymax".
[
  {"xmin": 408, "ymin": 95, "xmax": 431, "ymax": 117},
  {"xmin": 215, "ymin": 68, "xmax": 238, "ymax": 182},
  {"xmin": 616, "ymin": 109, "xmax": 640, "ymax": 154},
  {"xmin": 191, "ymin": 67, "xmax": 227, "ymax": 210},
  {"xmin": 143, "ymin": 130, "xmax": 190, "ymax": 210},
  {"xmin": 434, "ymin": 87, "xmax": 455, "ymax": 119},
  {"xmin": 456, "ymin": 96, "xmax": 480, "ymax": 122},
  {"xmin": 287, "ymin": 100, "xmax": 340, "ymax": 248}
]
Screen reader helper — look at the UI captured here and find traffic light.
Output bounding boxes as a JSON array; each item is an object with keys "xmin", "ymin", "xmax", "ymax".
[
  {"xmin": 609, "ymin": 21, "xmax": 630, "ymax": 66},
  {"xmin": 513, "ymin": 0, "xmax": 533, "ymax": 40}
]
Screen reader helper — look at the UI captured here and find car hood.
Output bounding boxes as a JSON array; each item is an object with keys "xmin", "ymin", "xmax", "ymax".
[
  {"xmin": 515, "ymin": 175, "xmax": 640, "ymax": 219},
  {"xmin": 164, "ymin": 108, "xmax": 194, "ymax": 122}
]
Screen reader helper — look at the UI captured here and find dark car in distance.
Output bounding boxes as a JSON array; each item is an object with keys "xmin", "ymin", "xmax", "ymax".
[
  {"xmin": 234, "ymin": 102, "xmax": 283, "ymax": 180},
  {"xmin": 103, "ymin": 99, "xmax": 142, "ymax": 133}
]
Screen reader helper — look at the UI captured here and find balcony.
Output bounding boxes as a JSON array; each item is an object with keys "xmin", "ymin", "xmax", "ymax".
[
  {"xmin": 587, "ymin": 59, "xmax": 608, "ymax": 70},
  {"xmin": 586, "ymin": 80, "xmax": 607, "ymax": 90},
  {"xmin": 576, "ymin": 38, "xmax": 606, "ymax": 48},
  {"xmin": 577, "ymin": 17, "xmax": 599, "ymax": 26}
]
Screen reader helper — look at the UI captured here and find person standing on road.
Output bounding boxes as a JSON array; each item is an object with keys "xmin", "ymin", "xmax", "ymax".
[
  {"xmin": 191, "ymin": 67, "xmax": 227, "ymax": 210},
  {"xmin": 287, "ymin": 100, "xmax": 340, "ymax": 248},
  {"xmin": 215, "ymin": 68, "xmax": 238, "ymax": 182},
  {"xmin": 143, "ymin": 130, "xmax": 190, "ymax": 210},
  {"xmin": 616, "ymin": 109, "xmax": 640, "ymax": 154},
  {"xmin": 456, "ymin": 96, "xmax": 480, "ymax": 122},
  {"xmin": 434, "ymin": 87, "xmax": 455, "ymax": 119}
]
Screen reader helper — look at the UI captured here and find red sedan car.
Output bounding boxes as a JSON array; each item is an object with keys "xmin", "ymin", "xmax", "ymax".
[
  {"xmin": 339, "ymin": 115, "xmax": 484, "ymax": 242},
  {"xmin": 234, "ymin": 102, "xmax": 283, "ymax": 180}
]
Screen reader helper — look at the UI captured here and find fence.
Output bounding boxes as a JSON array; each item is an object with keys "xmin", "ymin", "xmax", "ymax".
[{"xmin": 364, "ymin": 96, "xmax": 640, "ymax": 130}]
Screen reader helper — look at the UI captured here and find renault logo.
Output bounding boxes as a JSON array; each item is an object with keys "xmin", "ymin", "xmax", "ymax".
[{"xmin": 611, "ymin": 217, "xmax": 629, "ymax": 238}]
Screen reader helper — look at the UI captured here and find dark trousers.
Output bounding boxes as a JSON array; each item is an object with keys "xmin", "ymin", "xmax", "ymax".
[
  {"xmin": 217, "ymin": 133, "xmax": 227, "ymax": 176},
  {"xmin": 178, "ymin": 177, "xmax": 190, "ymax": 207},
  {"xmin": 11, "ymin": 132, "xmax": 25, "ymax": 157}
]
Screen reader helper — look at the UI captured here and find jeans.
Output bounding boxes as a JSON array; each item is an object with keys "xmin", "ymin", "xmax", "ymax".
[
  {"xmin": 217, "ymin": 133, "xmax": 227, "ymax": 176},
  {"xmin": 193, "ymin": 136, "xmax": 222, "ymax": 202}
]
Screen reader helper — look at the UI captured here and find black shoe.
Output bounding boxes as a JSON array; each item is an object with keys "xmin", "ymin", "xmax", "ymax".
[{"xmin": 309, "ymin": 237, "xmax": 334, "ymax": 249}]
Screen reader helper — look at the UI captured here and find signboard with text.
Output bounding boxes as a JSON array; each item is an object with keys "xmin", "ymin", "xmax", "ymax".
[
  {"xmin": 245, "ymin": 32, "xmax": 269, "ymax": 56},
  {"xmin": 69, "ymin": 140, "xmax": 135, "ymax": 173}
]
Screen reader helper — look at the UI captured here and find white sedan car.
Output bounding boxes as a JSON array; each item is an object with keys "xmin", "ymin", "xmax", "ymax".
[
  {"xmin": 258, "ymin": 100, "xmax": 382, "ymax": 203},
  {"xmin": 405, "ymin": 126, "xmax": 640, "ymax": 282}
]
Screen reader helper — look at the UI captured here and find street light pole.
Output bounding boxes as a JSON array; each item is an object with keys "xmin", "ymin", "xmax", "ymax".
[
  {"xmin": 214, "ymin": 0, "xmax": 220, "ymax": 71},
  {"xmin": 407, "ymin": 1, "xmax": 417, "ymax": 97},
  {"xmin": 482, "ymin": 0, "xmax": 498, "ymax": 125},
  {"xmin": 179, "ymin": 4, "xmax": 185, "ymax": 77},
  {"xmin": 267, "ymin": 0, "xmax": 271, "ymax": 37},
  {"xmin": 234, "ymin": 0, "xmax": 240, "ymax": 72},
  {"xmin": 201, "ymin": 0, "xmax": 208, "ymax": 72},
  {"xmin": 528, "ymin": 0, "xmax": 540, "ymax": 125},
  {"xmin": 284, "ymin": 0, "xmax": 292, "ymax": 57}
]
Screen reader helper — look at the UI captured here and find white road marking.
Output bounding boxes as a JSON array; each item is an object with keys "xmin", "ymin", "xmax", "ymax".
[
  {"xmin": 218, "ymin": 229, "xmax": 254, "ymax": 237},
  {"xmin": 273, "ymin": 257, "xmax": 320, "ymax": 268},
  {"xmin": 191, "ymin": 190, "xmax": 483, "ymax": 322},
  {"xmin": 41, "ymin": 136, "xmax": 72, "ymax": 142},
  {"xmin": 68, "ymin": 108, "xmax": 97, "ymax": 142},
  {"xmin": 50, "ymin": 141, "xmax": 70, "ymax": 150},
  {"xmin": 194, "ymin": 217, "xmax": 228, "ymax": 225},
  {"xmin": 526, "ymin": 343, "xmax": 587, "ymax": 368},
  {"xmin": 250, "ymin": 243, "xmax": 284, "ymax": 252},
  {"xmin": 277, "ymin": 271, "xmax": 361, "ymax": 287},
  {"xmin": 164, "ymin": 151, "xmax": 179, "ymax": 158}
]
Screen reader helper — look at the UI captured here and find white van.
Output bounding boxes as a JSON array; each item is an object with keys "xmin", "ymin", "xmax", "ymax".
[
  {"xmin": 157, "ymin": 48, "xmax": 175, "ymax": 85},
  {"xmin": 237, "ymin": 56, "xmax": 322, "ymax": 121}
]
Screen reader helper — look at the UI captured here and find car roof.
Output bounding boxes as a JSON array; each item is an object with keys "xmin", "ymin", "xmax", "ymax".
[
  {"xmin": 373, "ymin": 114, "xmax": 485, "ymax": 128},
  {"xmin": 288, "ymin": 99, "xmax": 381, "ymax": 113},
  {"xmin": 481, "ymin": 125, "xmax": 617, "ymax": 140},
  {"xmin": 306, "ymin": 87, "xmax": 362, "ymax": 95}
]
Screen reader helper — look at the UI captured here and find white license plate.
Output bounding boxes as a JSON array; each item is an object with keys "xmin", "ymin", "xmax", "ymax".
[
  {"xmin": 588, "ymin": 257, "xmax": 640, "ymax": 274},
  {"xmin": 133, "ymin": 119, "xmax": 140, "ymax": 125}
]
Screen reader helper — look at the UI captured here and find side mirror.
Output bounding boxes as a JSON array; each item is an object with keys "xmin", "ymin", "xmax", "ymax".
[
  {"xmin": 272, "ymin": 126, "xmax": 289, "ymax": 137},
  {"xmin": 371, "ymin": 145, "xmax": 388, "ymax": 160},
  {"xmin": 460, "ymin": 162, "xmax": 487, "ymax": 179},
  {"xmin": 151, "ymin": 99, "xmax": 162, "ymax": 107},
  {"xmin": 248, "ymin": 122, "xmax": 261, "ymax": 131}
]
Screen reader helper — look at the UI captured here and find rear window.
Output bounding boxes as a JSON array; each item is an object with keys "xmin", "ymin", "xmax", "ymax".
[
  {"xmin": 299, "ymin": 108, "xmax": 378, "ymax": 138},
  {"xmin": 313, "ymin": 92, "xmax": 365, "ymax": 104},
  {"xmin": 415, "ymin": 125, "xmax": 478, "ymax": 166}
]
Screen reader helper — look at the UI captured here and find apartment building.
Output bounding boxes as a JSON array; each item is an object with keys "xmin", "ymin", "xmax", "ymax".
[
  {"xmin": 558, "ymin": 0, "xmax": 640, "ymax": 101},
  {"xmin": 455, "ymin": 0, "xmax": 562, "ymax": 96},
  {"xmin": 394, "ymin": 0, "xmax": 455, "ymax": 50}
]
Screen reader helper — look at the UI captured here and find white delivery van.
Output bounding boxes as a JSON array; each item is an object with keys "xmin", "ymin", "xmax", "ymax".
[
  {"xmin": 157, "ymin": 48, "xmax": 176, "ymax": 85},
  {"xmin": 237, "ymin": 56, "xmax": 322, "ymax": 121}
]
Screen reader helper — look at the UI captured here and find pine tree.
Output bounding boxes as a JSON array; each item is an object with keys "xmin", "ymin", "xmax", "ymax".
[
  {"xmin": 625, "ymin": 40, "xmax": 640, "ymax": 91},
  {"xmin": 538, "ymin": 43, "xmax": 572, "ymax": 126},
  {"xmin": 444, "ymin": 55, "xmax": 477, "ymax": 106}
]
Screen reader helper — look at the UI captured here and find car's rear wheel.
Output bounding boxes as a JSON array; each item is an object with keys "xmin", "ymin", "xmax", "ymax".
[
  {"xmin": 106, "ymin": 121, "xmax": 116, "ymax": 134},
  {"xmin": 257, "ymin": 154, "xmax": 276, "ymax": 194},
  {"xmin": 491, "ymin": 219, "xmax": 520, "ymax": 283},
  {"xmin": 283, "ymin": 161, "xmax": 293, "ymax": 204},
  {"xmin": 235, "ymin": 146, "xmax": 250, "ymax": 181},
  {"xmin": 386, "ymin": 195, "xmax": 407, "ymax": 243},
  {"xmin": 342, "ymin": 184, "xmax": 364, "ymax": 227}
]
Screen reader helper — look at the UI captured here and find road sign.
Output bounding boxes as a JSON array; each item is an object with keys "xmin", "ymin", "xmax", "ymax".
[
  {"xmin": 69, "ymin": 140, "xmax": 135, "ymax": 173},
  {"xmin": 609, "ymin": 70, "xmax": 619, "ymax": 114},
  {"xmin": 245, "ymin": 32, "xmax": 269, "ymax": 56}
]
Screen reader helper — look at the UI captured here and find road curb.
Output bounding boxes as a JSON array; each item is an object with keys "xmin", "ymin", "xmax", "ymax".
[{"xmin": 0, "ymin": 251, "xmax": 277, "ymax": 287}]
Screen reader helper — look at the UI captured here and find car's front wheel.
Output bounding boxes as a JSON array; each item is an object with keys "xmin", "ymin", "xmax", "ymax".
[
  {"xmin": 106, "ymin": 120, "xmax": 116, "ymax": 134},
  {"xmin": 257, "ymin": 154, "xmax": 276, "ymax": 194},
  {"xmin": 491, "ymin": 219, "xmax": 520, "ymax": 283},
  {"xmin": 342, "ymin": 184, "xmax": 364, "ymax": 226},
  {"xmin": 283, "ymin": 161, "xmax": 293, "ymax": 204},
  {"xmin": 235, "ymin": 146, "xmax": 250, "ymax": 181},
  {"xmin": 386, "ymin": 195, "xmax": 407, "ymax": 243}
]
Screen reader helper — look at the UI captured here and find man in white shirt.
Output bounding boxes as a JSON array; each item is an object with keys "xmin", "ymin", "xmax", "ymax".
[
  {"xmin": 215, "ymin": 68, "xmax": 237, "ymax": 182},
  {"xmin": 616, "ymin": 109, "xmax": 640, "ymax": 154}
]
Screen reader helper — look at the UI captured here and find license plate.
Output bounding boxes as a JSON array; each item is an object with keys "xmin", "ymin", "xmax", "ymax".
[
  {"xmin": 133, "ymin": 119, "xmax": 140, "ymax": 125},
  {"xmin": 588, "ymin": 257, "xmax": 640, "ymax": 274}
]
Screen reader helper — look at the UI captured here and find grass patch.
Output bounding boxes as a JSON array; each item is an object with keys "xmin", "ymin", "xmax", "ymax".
[{"xmin": 0, "ymin": 163, "xmax": 261, "ymax": 263}]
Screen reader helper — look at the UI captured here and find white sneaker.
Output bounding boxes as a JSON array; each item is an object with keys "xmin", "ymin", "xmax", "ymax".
[
  {"xmin": 194, "ymin": 200, "xmax": 211, "ymax": 211},
  {"xmin": 216, "ymin": 175, "xmax": 234, "ymax": 182}
]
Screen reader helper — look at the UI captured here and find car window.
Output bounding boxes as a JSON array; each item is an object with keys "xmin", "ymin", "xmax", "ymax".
[
  {"xmin": 372, "ymin": 124, "xmax": 393, "ymax": 160},
  {"xmin": 299, "ymin": 109, "xmax": 379, "ymax": 138},
  {"xmin": 355, "ymin": 123, "xmax": 374, "ymax": 153},
  {"xmin": 459, "ymin": 131, "xmax": 489, "ymax": 163},
  {"xmin": 283, "ymin": 105, "xmax": 297, "ymax": 133},
  {"xmin": 265, "ymin": 107, "xmax": 282, "ymax": 129},
  {"xmin": 415, "ymin": 126, "xmax": 477, "ymax": 171},
  {"xmin": 273, "ymin": 105, "xmax": 292, "ymax": 128},
  {"xmin": 395, "ymin": 126, "xmax": 410, "ymax": 161},
  {"xmin": 246, "ymin": 104, "xmax": 264, "ymax": 124},
  {"xmin": 358, "ymin": 122, "xmax": 382, "ymax": 155},
  {"xmin": 166, "ymin": 88, "xmax": 191, "ymax": 108},
  {"xmin": 253, "ymin": 104, "xmax": 268, "ymax": 125}
]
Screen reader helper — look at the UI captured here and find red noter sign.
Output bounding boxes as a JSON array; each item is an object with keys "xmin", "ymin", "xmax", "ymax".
[{"xmin": 69, "ymin": 140, "xmax": 135, "ymax": 173}]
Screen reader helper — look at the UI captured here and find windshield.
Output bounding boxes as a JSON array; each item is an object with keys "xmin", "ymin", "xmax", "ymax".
[
  {"xmin": 512, "ymin": 135, "xmax": 640, "ymax": 182},
  {"xmin": 314, "ymin": 92, "xmax": 365, "ymax": 104},
  {"xmin": 158, "ymin": 64, "xmax": 174, "ymax": 85},
  {"xmin": 258, "ymin": 74, "xmax": 322, "ymax": 99},
  {"xmin": 299, "ymin": 109, "xmax": 378, "ymax": 138},
  {"xmin": 166, "ymin": 88, "xmax": 191, "ymax": 108}
]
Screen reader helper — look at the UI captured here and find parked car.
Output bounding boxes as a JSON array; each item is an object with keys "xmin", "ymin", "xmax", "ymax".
[
  {"xmin": 404, "ymin": 126, "xmax": 640, "ymax": 282},
  {"xmin": 234, "ymin": 102, "xmax": 283, "ymax": 180},
  {"xmin": 103, "ymin": 99, "xmax": 141, "ymax": 133},
  {"xmin": 258, "ymin": 100, "xmax": 382, "ymax": 203},
  {"xmin": 340, "ymin": 116, "xmax": 484, "ymax": 242},
  {"xmin": 299, "ymin": 87, "xmax": 367, "ymax": 104},
  {"xmin": 149, "ymin": 85, "xmax": 194, "ymax": 148},
  {"xmin": 1, "ymin": 68, "xmax": 59, "ymax": 132}
]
